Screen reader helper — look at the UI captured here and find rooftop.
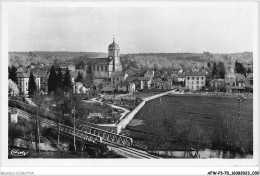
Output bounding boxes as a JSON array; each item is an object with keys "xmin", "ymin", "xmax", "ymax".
[{"xmin": 185, "ymin": 72, "xmax": 206, "ymax": 77}]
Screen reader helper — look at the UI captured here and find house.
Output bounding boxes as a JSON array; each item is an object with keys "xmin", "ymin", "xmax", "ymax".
[
  {"xmin": 170, "ymin": 73, "xmax": 179, "ymax": 83},
  {"xmin": 177, "ymin": 73, "xmax": 185, "ymax": 82},
  {"xmin": 152, "ymin": 78, "xmax": 171, "ymax": 89},
  {"xmin": 246, "ymin": 73, "xmax": 253, "ymax": 85},
  {"xmin": 177, "ymin": 68, "xmax": 184, "ymax": 74},
  {"xmin": 111, "ymin": 71, "xmax": 128, "ymax": 86},
  {"xmin": 209, "ymin": 79, "xmax": 225, "ymax": 90},
  {"xmin": 117, "ymin": 81, "xmax": 135, "ymax": 93},
  {"xmin": 185, "ymin": 72, "xmax": 206, "ymax": 91},
  {"xmin": 9, "ymin": 79, "xmax": 19, "ymax": 96},
  {"xmin": 137, "ymin": 77, "xmax": 152, "ymax": 89},
  {"xmin": 57, "ymin": 62, "xmax": 76, "ymax": 72},
  {"xmin": 144, "ymin": 69, "xmax": 155, "ymax": 78},
  {"xmin": 224, "ymin": 73, "xmax": 246, "ymax": 93},
  {"xmin": 16, "ymin": 71, "xmax": 29, "ymax": 95},
  {"xmin": 73, "ymin": 82, "xmax": 83, "ymax": 94}
]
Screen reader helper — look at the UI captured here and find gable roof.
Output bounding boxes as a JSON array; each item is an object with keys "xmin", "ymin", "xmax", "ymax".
[
  {"xmin": 177, "ymin": 73, "xmax": 186, "ymax": 78},
  {"xmin": 111, "ymin": 71, "xmax": 125, "ymax": 77},
  {"xmin": 185, "ymin": 72, "xmax": 206, "ymax": 77},
  {"xmin": 126, "ymin": 76, "xmax": 137, "ymax": 82},
  {"xmin": 17, "ymin": 72, "xmax": 29, "ymax": 78},
  {"xmin": 117, "ymin": 81, "xmax": 131, "ymax": 86},
  {"xmin": 137, "ymin": 77, "xmax": 151, "ymax": 81}
]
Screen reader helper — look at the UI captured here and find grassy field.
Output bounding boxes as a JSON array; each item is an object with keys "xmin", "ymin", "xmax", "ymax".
[{"xmin": 127, "ymin": 94, "xmax": 253, "ymax": 152}]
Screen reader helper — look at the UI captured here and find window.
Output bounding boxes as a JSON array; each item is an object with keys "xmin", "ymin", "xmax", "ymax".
[
  {"xmin": 197, "ymin": 77, "xmax": 199, "ymax": 80},
  {"xmin": 201, "ymin": 77, "xmax": 204, "ymax": 80},
  {"xmin": 187, "ymin": 77, "xmax": 190, "ymax": 80},
  {"xmin": 196, "ymin": 81, "xmax": 199, "ymax": 84},
  {"xmin": 187, "ymin": 81, "xmax": 189, "ymax": 85},
  {"xmin": 201, "ymin": 81, "xmax": 204, "ymax": 84},
  {"xmin": 196, "ymin": 86, "xmax": 199, "ymax": 89},
  {"xmin": 105, "ymin": 66, "xmax": 108, "ymax": 72},
  {"xmin": 93, "ymin": 66, "xmax": 95, "ymax": 71},
  {"xmin": 101, "ymin": 66, "xmax": 103, "ymax": 71},
  {"xmin": 192, "ymin": 77, "xmax": 194, "ymax": 80},
  {"xmin": 97, "ymin": 66, "xmax": 99, "ymax": 71},
  {"xmin": 191, "ymin": 81, "xmax": 193, "ymax": 84}
]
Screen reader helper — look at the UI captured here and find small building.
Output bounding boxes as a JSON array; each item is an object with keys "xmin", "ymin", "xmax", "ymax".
[
  {"xmin": 210, "ymin": 79, "xmax": 225, "ymax": 90},
  {"xmin": 8, "ymin": 79, "xmax": 19, "ymax": 96},
  {"xmin": 111, "ymin": 71, "xmax": 128, "ymax": 86},
  {"xmin": 101, "ymin": 86, "xmax": 116, "ymax": 94},
  {"xmin": 246, "ymin": 73, "xmax": 253, "ymax": 85},
  {"xmin": 137, "ymin": 77, "xmax": 152, "ymax": 89},
  {"xmin": 73, "ymin": 82, "xmax": 83, "ymax": 94},
  {"xmin": 177, "ymin": 73, "xmax": 186, "ymax": 82},
  {"xmin": 144, "ymin": 69, "xmax": 155, "ymax": 78},
  {"xmin": 185, "ymin": 72, "xmax": 206, "ymax": 91},
  {"xmin": 117, "ymin": 81, "xmax": 135, "ymax": 93}
]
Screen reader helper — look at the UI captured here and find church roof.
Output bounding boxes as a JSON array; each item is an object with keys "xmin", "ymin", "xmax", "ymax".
[
  {"xmin": 111, "ymin": 71, "xmax": 125, "ymax": 77},
  {"xmin": 108, "ymin": 38, "xmax": 120, "ymax": 50},
  {"xmin": 78, "ymin": 58, "xmax": 111, "ymax": 66}
]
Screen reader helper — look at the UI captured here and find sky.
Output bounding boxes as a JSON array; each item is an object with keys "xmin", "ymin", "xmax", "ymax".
[{"xmin": 7, "ymin": 2, "xmax": 255, "ymax": 54}]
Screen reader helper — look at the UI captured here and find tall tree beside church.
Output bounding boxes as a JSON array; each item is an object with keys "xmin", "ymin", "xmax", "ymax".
[
  {"xmin": 56, "ymin": 66, "xmax": 63, "ymax": 88},
  {"xmin": 63, "ymin": 69, "xmax": 72, "ymax": 92},
  {"xmin": 234, "ymin": 60, "xmax": 246, "ymax": 76},
  {"xmin": 28, "ymin": 72, "xmax": 37, "ymax": 96},
  {"xmin": 75, "ymin": 72, "xmax": 83, "ymax": 83},
  {"xmin": 218, "ymin": 62, "xmax": 226, "ymax": 79},
  {"xmin": 9, "ymin": 65, "xmax": 18, "ymax": 84},
  {"xmin": 86, "ymin": 66, "xmax": 94, "ymax": 87},
  {"xmin": 212, "ymin": 62, "xmax": 219, "ymax": 78},
  {"xmin": 48, "ymin": 66, "xmax": 57, "ymax": 93}
]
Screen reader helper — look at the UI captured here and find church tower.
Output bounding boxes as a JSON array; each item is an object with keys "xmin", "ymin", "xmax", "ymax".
[{"xmin": 108, "ymin": 37, "xmax": 122, "ymax": 72}]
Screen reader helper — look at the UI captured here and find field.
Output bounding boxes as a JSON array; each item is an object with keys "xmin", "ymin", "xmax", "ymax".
[{"xmin": 127, "ymin": 94, "xmax": 253, "ymax": 152}]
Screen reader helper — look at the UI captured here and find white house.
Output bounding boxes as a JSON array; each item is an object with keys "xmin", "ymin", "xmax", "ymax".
[
  {"xmin": 73, "ymin": 82, "xmax": 83, "ymax": 94},
  {"xmin": 137, "ymin": 77, "xmax": 152, "ymax": 89},
  {"xmin": 185, "ymin": 72, "xmax": 206, "ymax": 90}
]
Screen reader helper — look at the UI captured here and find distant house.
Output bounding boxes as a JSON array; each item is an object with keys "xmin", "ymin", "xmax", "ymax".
[
  {"xmin": 144, "ymin": 69, "xmax": 155, "ymax": 78},
  {"xmin": 224, "ymin": 73, "xmax": 246, "ymax": 93},
  {"xmin": 57, "ymin": 62, "xmax": 76, "ymax": 72},
  {"xmin": 16, "ymin": 71, "xmax": 29, "ymax": 95},
  {"xmin": 9, "ymin": 79, "xmax": 19, "ymax": 96},
  {"xmin": 137, "ymin": 77, "xmax": 152, "ymax": 89},
  {"xmin": 185, "ymin": 72, "xmax": 206, "ymax": 91},
  {"xmin": 73, "ymin": 82, "xmax": 83, "ymax": 94},
  {"xmin": 210, "ymin": 79, "xmax": 225, "ymax": 90},
  {"xmin": 117, "ymin": 81, "xmax": 135, "ymax": 93},
  {"xmin": 152, "ymin": 78, "xmax": 171, "ymax": 89},
  {"xmin": 110, "ymin": 71, "xmax": 128, "ymax": 86},
  {"xmin": 177, "ymin": 68, "xmax": 184, "ymax": 74},
  {"xmin": 246, "ymin": 73, "xmax": 253, "ymax": 85},
  {"xmin": 177, "ymin": 73, "xmax": 185, "ymax": 82}
]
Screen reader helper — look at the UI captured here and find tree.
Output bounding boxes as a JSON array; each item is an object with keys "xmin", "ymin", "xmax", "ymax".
[
  {"xmin": 9, "ymin": 65, "xmax": 18, "ymax": 84},
  {"xmin": 63, "ymin": 69, "xmax": 73, "ymax": 92},
  {"xmin": 212, "ymin": 62, "xmax": 219, "ymax": 78},
  {"xmin": 207, "ymin": 62, "xmax": 211, "ymax": 68},
  {"xmin": 48, "ymin": 66, "xmax": 57, "ymax": 93},
  {"xmin": 9, "ymin": 123, "xmax": 26, "ymax": 147},
  {"xmin": 218, "ymin": 62, "xmax": 226, "ymax": 79},
  {"xmin": 28, "ymin": 72, "xmax": 37, "ymax": 96},
  {"xmin": 85, "ymin": 66, "xmax": 94, "ymax": 87},
  {"xmin": 56, "ymin": 66, "xmax": 64, "ymax": 88},
  {"xmin": 75, "ymin": 72, "xmax": 83, "ymax": 83}
]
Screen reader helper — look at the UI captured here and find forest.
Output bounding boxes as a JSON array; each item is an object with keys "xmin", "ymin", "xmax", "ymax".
[{"xmin": 9, "ymin": 51, "xmax": 253, "ymax": 71}]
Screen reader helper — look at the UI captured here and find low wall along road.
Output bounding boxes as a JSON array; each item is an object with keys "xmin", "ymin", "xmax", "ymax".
[{"xmin": 116, "ymin": 90, "xmax": 176, "ymax": 134}]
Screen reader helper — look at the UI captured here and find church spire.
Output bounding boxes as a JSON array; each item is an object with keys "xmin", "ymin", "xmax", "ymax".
[{"xmin": 113, "ymin": 35, "xmax": 115, "ymax": 43}]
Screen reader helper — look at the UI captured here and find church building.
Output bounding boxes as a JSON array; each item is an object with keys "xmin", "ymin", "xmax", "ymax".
[{"xmin": 77, "ymin": 37, "xmax": 125, "ymax": 86}]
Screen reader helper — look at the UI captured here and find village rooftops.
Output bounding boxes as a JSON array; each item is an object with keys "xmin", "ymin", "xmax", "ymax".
[
  {"xmin": 111, "ymin": 71, "xmax": 125, "ymax": 77},
  {"xmin": 177, "ymin": 73, "xmax": 186, "ymax": 78},
  {"xmin": 185, "ymin": 72, "xmax": 206, "ymax": 77},
  {"xmin": 117, "ymin": 81, "xmax": 131, "ymax": 86},
  {"xmin": 125, "ymin": 76, "xmax": 137, "ymax": 82},
  {"xmin": 137, "ymin": 77, "xmax": 151, "ymax": 81}
]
